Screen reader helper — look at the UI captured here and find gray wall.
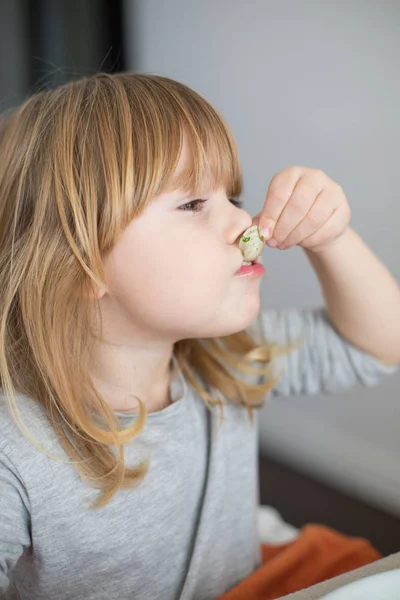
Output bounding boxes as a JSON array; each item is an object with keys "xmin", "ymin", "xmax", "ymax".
[{"xmin": 123, "ymin": 0, "xmax": 400, "ymax": 516}]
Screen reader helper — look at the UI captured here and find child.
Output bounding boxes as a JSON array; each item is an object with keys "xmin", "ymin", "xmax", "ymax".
[{"xmin": 0, "ymin": 72, "xmax": 398, "ymax": 600}]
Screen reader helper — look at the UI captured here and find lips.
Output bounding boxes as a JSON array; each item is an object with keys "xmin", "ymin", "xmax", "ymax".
[
  {"xmin": 235, "ymin": 261, "xmax": 265, "ymax": 277},
  {"xmin": 235, "ymin": 255, "xmax": 263, "ymax": 273}
]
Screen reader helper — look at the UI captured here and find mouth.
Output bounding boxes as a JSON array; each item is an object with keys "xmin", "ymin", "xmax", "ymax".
[
  {"xmin": 234, "ymin": 255, "xmax": 265, "ymax": 276},
  {"xmin": 236, "ymin": 255, "xmax": 263, "ymax": 270}
]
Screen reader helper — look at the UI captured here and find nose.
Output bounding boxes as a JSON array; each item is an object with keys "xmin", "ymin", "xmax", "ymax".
[{"xmin": 233, "ymin": 208, "xmax": 253, "ymax": 247}]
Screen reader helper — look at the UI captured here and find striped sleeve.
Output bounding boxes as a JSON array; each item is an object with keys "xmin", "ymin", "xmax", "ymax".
[{"xmin": 253, "ymin": 307, "xmax": 399, "ymax": 397}]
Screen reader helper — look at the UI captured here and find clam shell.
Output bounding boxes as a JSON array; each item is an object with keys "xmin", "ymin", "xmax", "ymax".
[{"xmin": 239, "ymin": 225, "xmax": 265, "ymax": 262}]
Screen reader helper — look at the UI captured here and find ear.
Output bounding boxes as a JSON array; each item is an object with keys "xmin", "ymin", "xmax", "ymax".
[{"xmin": 81, "ymin": 279, "xmax": 107, "ymax": 301}]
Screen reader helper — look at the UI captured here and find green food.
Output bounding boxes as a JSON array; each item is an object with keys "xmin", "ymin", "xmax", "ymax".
[{"xmin": 239, "ymin": 225, "xmax": 265, "ymax": 262}]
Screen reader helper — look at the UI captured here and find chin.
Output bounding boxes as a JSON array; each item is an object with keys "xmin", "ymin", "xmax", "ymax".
[
  {"xmin": 213, "ymin": 297, "xmax": 262, "ymax": 338},
  {"xmin": 235, "ymin": 303, "xmax": 261, "ymax": 333}
]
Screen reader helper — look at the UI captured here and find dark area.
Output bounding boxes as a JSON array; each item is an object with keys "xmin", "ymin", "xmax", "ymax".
[
  {"xmin": 26, "ymin": 0, "xmax": 125, "ymax": 92},
  {"xmin": 104, "ymin": 0, "xmax": 125, "ymax": 73},
  {"xmin": 258, "ymin": 453, "xmax": 400, "ymax": 557}
]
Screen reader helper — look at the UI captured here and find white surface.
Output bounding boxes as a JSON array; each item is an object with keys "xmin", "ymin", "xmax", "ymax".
[
  {"xmin": 123, "ymin": 0, "xmax": 400, "ymax": 515},
  {"xmin": 320, "ymin": 569, "xmax": 400, "ymax": 600},
  {"xmin": 257, "ymin": 504, "xmax": 299, "ymax": 545},
  {"xmin": 258, "ymin": 394, "xmax": 400, "ymax": 518}
]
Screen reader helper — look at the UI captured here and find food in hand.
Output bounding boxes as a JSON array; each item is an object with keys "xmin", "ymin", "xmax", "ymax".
[{"xmin": 239, "ymin": 225, "xmax": 265, "ymax": 265}]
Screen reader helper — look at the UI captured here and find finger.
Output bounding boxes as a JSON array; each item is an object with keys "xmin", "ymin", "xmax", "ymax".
[
  {"xmin": 297, "ymin": 202, "xmax": 351, "ymax": 250},
  {"xmin": 259, "ymin": 167, "xmax": 303, "ymax": 240},
  {"xmin": 271, "ymin": 174, "xmax": 323, "ymax": 244},
  {"xmin": 279, "ymin": 190, "xmax": 340, "ymax": 248}
]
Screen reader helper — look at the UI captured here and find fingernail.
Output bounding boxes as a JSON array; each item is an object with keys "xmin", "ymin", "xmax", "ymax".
[
  {"xmin": 277, "ymin": 242, "xmax": 286, "ymax": 250},
  {"xmin": 267, "ymin": 238, "xmax": 278, "ymax": 247},
  {"xmin": 260, "ymin": 228, "xmax": 271, "ymax": 241}
]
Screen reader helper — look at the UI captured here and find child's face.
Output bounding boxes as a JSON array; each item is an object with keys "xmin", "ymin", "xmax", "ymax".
[{"xmin": 101, "ymin": 140, "xmax": 263, "ymax": 343}]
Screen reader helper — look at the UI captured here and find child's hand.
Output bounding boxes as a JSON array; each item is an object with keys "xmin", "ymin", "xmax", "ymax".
[{"xmin": 257, "ymin": 167, "xmax": 351, "ymax": 253}]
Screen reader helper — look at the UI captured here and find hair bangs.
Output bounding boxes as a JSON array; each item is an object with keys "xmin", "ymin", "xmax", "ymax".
[
  {"xmin": 162, "ymin": 120, "xmax": 243, "ymax": 200},
  {"xmin": 87, "ymin": 75, "xmax": 243, "ymax": 239},
  {"xmin": 157, "ymin": 89, "xmax": 243, "ymax": 200}
]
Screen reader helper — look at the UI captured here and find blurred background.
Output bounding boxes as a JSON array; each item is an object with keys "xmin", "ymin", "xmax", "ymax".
[{"xmin": 1, "ymin": 0, "xmax": 399, "ymax": 555}]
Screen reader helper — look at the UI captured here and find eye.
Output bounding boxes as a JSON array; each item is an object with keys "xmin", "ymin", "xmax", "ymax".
[
  {"xmin": 229, "ymin": 198, "xmax": 244, "ymax": 209},
  {"xmin": 179, "ymin": 199, "xmax": 209, "ymax": 214},
  {"xmin": 178, "ymin": 196, "xmax": 244, "ymax": 215}
]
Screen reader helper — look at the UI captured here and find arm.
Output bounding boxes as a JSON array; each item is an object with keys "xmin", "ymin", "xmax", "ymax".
[
  {"xmin": 256, "ymin": 167, "xmax": 400, "ymax": 394},
  {"xmin": 254, "ymin": 307, "xmax": 398, "ymax": 398},
  {"xmin": 304, "ymin": 227, "xmax": 400, "ymax": 366},
  {"xmin": 0, "ymin": 449, "xmax": 31, "ymax": 596}
]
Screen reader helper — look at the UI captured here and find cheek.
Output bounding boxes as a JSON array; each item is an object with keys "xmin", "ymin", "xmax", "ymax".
[
  {"xmin": 144, "ymin": 247, "xmax": 226, "ymax": 306},
  {"xmin": 108, "ymin": 239, "xmax": 229, "ymax": 321}
]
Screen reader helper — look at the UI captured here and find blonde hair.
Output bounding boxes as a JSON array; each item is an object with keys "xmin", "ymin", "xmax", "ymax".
[{"xmin": 0, "ymin": 72, "xmax": 297, "ymax": 508}]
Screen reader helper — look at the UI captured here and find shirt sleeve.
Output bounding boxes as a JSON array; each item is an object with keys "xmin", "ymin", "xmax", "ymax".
[
  {"xmin": 253, "ymin": 306, "xmax": 399, "ymax": 397},
  {"xmin": 0, "ymin": 447, "xmax": 31, "ymax": 596}
]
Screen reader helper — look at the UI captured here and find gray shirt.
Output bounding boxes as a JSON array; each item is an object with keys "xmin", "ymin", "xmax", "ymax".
[{"xmin": 0, "ymin": 308, "xmax": 397, "ymax": 600}]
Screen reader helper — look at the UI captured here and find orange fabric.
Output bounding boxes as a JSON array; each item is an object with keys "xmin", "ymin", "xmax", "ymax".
[{"xmin": 218, "ymin": 524, "xmax": 381, "ymax": 600}]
